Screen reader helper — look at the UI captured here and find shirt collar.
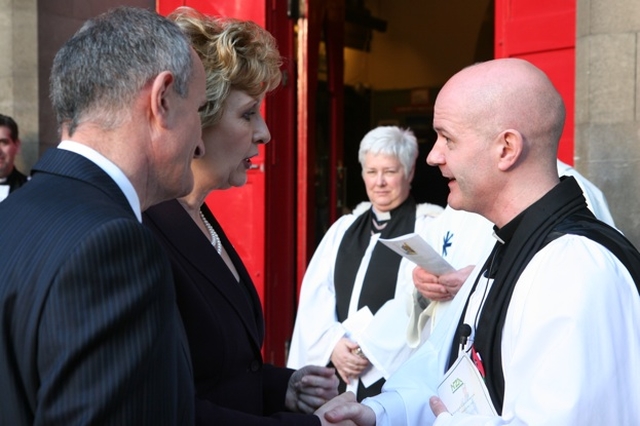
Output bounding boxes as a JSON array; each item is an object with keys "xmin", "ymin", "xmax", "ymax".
[{"xmin": 58, "ymin": 140, "xmax": 142, "ymax": 222}]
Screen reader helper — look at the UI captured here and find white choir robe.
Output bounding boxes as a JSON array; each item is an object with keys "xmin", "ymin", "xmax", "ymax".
[
  {"xmin": 406, "ymin": 206, "xmax": 495, "ymax": 347},
  {"xmin": 287, "ymin": 201, "xmax": 443, "ymax": 393}
]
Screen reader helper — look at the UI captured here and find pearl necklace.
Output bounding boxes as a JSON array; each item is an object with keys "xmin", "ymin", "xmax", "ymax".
[{"xmin": 199, "ymin": 210, "xmax": 222, "ymax": 254}]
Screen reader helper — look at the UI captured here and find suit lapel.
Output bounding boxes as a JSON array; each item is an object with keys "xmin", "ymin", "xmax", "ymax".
[{"xmin": 144, "ymin": 200, "xmax": 265, "ymax": 350}]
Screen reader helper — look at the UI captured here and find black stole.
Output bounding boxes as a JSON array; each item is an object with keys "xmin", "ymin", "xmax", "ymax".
[
  {"xmin": 448, "ymin": 177, "xmax": 640, "ymax": 414},
  {"xmin": 334, "ymin": 197, "xmax": 416, "ymax": 322}
]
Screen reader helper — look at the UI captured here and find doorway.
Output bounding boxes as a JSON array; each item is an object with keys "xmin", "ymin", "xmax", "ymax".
[{"xmin": 306, "ymin": 0, "xmax": 495, "ymax": 253}]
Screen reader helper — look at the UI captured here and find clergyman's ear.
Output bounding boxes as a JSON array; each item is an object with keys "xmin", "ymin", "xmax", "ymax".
[{"xmin": 497, "ymin": 129, "xmax": 522, "ymax": 171}]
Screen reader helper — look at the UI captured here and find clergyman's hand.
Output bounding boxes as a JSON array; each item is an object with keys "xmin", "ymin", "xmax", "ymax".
[
  {"xmin": 413, "ymin": 266, "xmax": 449, "ymax": 301},
  {"xmin": 438, "ymin": 265, "xmax": 475, "ymax": 297},
  {"xmin": 315, "ymin": 392, "xmax": 376, "ymax": 426},
  {"xmin": 429, "ymin": 395, "xmax": 450, "ymax": 417},
  {"xmin": 413, "ymin": 265, "xmax": 475, "ymax": 301}
]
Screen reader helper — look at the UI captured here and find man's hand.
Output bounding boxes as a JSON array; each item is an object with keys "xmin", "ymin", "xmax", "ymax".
[
  {"xmin": 330, "ymin": 338, "xmax": 370, "ymax": 383},
  {"xmin": 315, "ymin": 392, "xmax": 376, "ymax": 426},
  {"xmin": 413, "ymin": 265, "xmax": 475, "ymax": 301},
  {"xmin": 429, "ymin": 395, "xmax": 449, "ymax": 417},
  {"xmin": 286, "ymin": 365, "xmax": 340, "ymax": 413},
  {"xmin": 412, "ymin": 267, "xmax": 445, "ymax": 301}
]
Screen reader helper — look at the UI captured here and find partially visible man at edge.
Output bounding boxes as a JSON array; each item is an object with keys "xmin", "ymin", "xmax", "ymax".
[
  {"xmin": 314, "ymin": 58, "xmax": 640, "ymax": 425},
  {"xmin": 0, "ymin": 7, "xmax": 206, "ymax": 425},
  {"xmin": 0, "ymin": 113, "xmax": 28, "ymax": 201}
]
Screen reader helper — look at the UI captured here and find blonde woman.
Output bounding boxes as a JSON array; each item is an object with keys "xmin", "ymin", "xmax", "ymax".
[{"xmin": 143, "ymin": 7, "xmax": 337, "ymax": 425}]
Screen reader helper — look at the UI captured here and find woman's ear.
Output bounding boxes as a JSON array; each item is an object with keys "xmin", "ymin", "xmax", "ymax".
[
  {"xmin": 407, "ymin": 166, "xmax": 415, "ymax": 182},
  {"xmin": 497, "ymin": 129, "xmax": 523, "ymax": 171}
]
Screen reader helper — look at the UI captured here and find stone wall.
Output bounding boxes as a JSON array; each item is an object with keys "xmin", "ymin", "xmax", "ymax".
[
  {"xmin": 576, "ymin": 0, "xmax": 640, "ymax": 246},
  {"xmin": 0, "ymin": 0, "xmax": 38, "ymax": 173},
  {"xmin": 38, "ymin": 0, "xmax": 155, "ymax": 154}
]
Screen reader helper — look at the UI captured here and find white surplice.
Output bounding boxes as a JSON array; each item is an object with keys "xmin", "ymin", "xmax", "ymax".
[
  {"xmin": 364, "ymin": 234, "xmax": 640, "ymax": 425},
  {"xmin": 287, "ymin": 201, "xmax": 443, "ymax": 392}
]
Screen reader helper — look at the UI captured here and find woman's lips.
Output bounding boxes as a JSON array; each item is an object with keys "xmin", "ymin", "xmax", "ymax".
[{"xmin": 243, "ymin": 157, "xmax": 252, "ymax": 169}]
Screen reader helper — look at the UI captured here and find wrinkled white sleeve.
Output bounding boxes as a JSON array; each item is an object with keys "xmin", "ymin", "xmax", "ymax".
[
  {"xmin": 287, "ymin": 216, "xmax": 355, "ymax": 369},
  {"xmin": 359, "ymin": 260, "xmax": 482, "ymax": 426},
  {"xmin": 407, "ymin": 206, "xmax": 495, "ymax": 347},
  {"xmin": 355, "ymin": 251, "xmax": 426, "ymax": 383},
  {"xmin": 355, "ymin": 211, "xmax": 442, "ymax": 384}
]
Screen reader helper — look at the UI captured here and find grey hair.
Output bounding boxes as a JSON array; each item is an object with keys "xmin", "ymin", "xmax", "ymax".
[
  {"xmin": 49, "ymin": 7, "xmax": 194, "ymax": 136},
  {"xmin": 358, "ymin": 126, "xmax": 418, "ymax": 178}
]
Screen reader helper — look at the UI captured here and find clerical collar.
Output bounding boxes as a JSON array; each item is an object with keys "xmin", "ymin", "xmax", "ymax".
[
  {"xmin": 372, "ymin": 208, "xmax": 391, "ymax": 221},
  {"xmin": 486, "ymin": 212, "xmax": 525, "ymax": 280},
  {"xmin": 493, "ymin": 211, "xmax": 525, "ymax": 247},
  {"xmin": 494, "ymin": 179, "xmax": 568, "ymax": 245},
  {"xmin": 371, "ymin": 208, "xmax": 391, "ymax": 234},
  {"xmin": 0, "ymin": 177, "xmax": 6, "ymax": 184}
]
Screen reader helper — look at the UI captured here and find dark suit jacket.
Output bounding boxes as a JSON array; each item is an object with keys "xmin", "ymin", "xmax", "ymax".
[
  {"xmin": 0, "ymin": 149, "xmax": 194, "ymax": 425},
  {"xmin": 6, "ymin": 166, "xmax": 28, "ymax": 193},
  {"xmin": 143, "ymin": 200, "xmax": 320, "ymax": 426}
]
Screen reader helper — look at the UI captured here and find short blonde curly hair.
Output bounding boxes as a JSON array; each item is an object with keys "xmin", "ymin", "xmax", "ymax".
[{"xmin": 169, "ymin": 7, "xmax": 283, "ymax": 128}]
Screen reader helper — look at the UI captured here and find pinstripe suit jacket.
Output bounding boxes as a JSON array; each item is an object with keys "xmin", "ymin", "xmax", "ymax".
[
  {"xmin": 0, "ymin": 149, "xmax": 194, "ymax": 425},
  {"xmin": 143, "ymin": 200, "xmax": 319, "ymax": 425}
]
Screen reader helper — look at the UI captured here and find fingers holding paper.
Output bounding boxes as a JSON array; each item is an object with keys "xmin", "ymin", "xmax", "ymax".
[
  {"xmin": 429, "ymin": 395, "xmax": 450, "ymax": 417},
  {"xmin": 413, "ymin": 265, "xmax": 475, "ymax": 301}
]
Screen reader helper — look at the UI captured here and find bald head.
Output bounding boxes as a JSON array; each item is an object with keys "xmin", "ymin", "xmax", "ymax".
[
  {"xmin": 430, "ymin": 59, "xmax": 567, "ymax": 226},
  {"xmin": 438, "ymin": 58, "xmax": 565, "ymax": 159}
]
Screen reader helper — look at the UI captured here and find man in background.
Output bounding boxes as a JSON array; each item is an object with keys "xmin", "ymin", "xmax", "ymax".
[{"xmin": 0, "ymin": 113, "xmax": 28, "ymax": 201}]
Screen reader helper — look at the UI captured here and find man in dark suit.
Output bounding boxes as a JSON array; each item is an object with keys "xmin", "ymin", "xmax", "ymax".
[
  {"xmin": 0, "ymin": 113, "xmax": 28, "ymax": 201},
  {"xmin": 0, "ymin": 7, "xmax": 206, "ymax": 425}
]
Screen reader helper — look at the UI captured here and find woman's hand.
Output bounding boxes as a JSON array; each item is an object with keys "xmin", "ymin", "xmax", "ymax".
[
  {"xmin": 286, "ymin": 365, "xmax": 340, "ymax": 413},
  {"xmin": 330, "ymin": 338, "xmax": 370, "ymax": 383}
]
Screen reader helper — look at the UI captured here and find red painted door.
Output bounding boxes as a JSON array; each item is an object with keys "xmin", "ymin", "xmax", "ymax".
[
  {"xmin": 158, "ymin": 0, "xmax": 261, "ymax": 21},
  {"xmin": 495, "ymin": 0, "xmax": 576, "ymax": 164},
  {"xmin": 157, "ymin": 0, "xmax": 297, "ymax": 365},
  {"xmin": 295, "ymin": 0, "xmax": 345, "ymax": 286}
]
